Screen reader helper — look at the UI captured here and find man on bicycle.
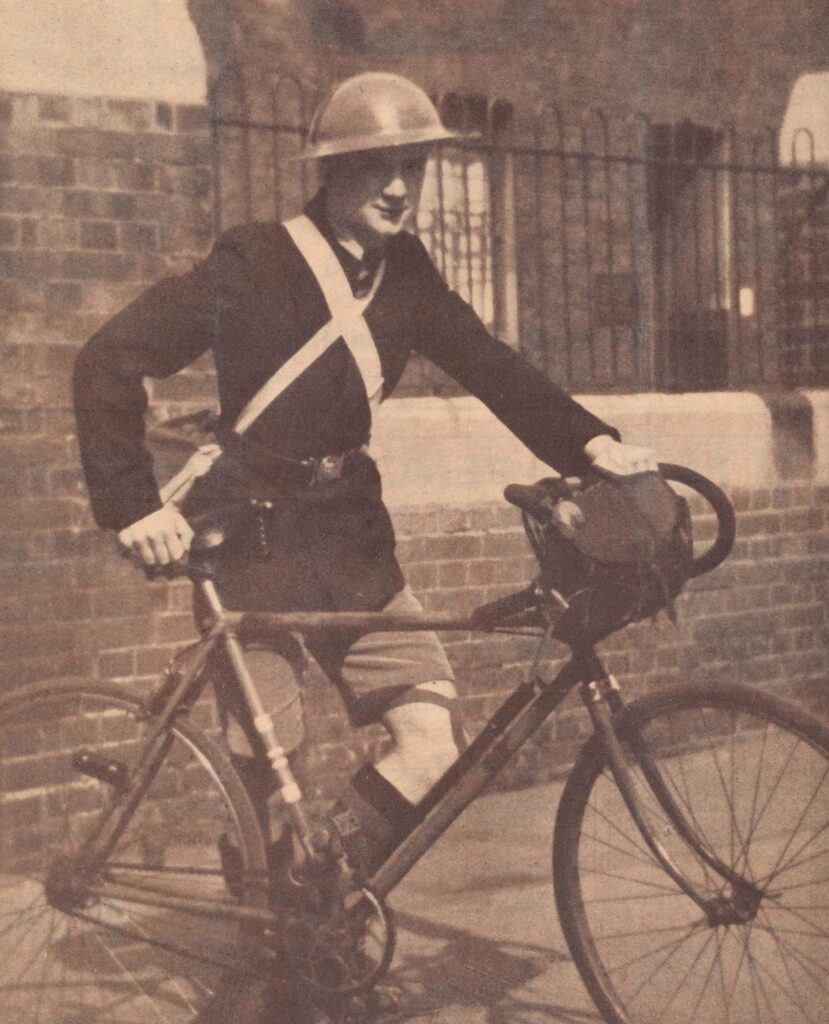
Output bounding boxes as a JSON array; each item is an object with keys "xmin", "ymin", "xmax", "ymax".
[{"xmin": 73, "ymin": 72, "xmax": 655, "ymax": 887}]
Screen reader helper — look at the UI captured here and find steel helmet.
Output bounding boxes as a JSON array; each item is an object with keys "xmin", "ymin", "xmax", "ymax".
[{"xmin": 299, "ymin": 72, "xmax": 456, "ymax": 160}]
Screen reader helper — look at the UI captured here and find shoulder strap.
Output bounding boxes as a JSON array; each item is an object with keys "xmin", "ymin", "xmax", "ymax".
[
  {"xmin": 283, "ymin": 215, "xmax": 385, "ymax": 404},
  {"xmin": 232, "ymin": 215, "xmax": 385, "ymax": 437}
]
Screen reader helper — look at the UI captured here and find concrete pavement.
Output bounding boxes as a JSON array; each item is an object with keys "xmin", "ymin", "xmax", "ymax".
[{"xmin": 380, "ymin": 780, "xmax": 601, "ymax": 1023}]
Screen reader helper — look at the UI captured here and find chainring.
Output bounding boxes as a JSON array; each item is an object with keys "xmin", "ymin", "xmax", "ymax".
[{"xmin": 265, "ymin": 878, "xmax": 396, "ymax": 999}]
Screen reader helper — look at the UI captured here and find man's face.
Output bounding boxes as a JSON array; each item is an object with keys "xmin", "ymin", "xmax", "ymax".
[{"xmin": 324, "ymin": 144, "xmax": 430, "ymax": 250}]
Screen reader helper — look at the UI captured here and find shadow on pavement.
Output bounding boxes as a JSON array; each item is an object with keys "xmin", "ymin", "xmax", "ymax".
[{"xmin": 388, "ymin": 909, "xmax": 601, "ymax": 1023}]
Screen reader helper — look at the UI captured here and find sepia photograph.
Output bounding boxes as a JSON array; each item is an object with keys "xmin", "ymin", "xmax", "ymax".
[{"xmin": 0, "ymin": 2, "xmax": 827, "ymax": 1021}]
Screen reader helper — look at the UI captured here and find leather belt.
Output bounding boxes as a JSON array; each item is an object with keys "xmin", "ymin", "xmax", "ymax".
[{"xmin": 223, "ymin": 433, "xmax": 357, "ymax": 489}]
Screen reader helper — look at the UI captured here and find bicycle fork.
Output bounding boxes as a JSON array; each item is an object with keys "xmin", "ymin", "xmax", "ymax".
[{"xmin": 580, "ymin": 657, "xmax": 764, "ymax": 926}]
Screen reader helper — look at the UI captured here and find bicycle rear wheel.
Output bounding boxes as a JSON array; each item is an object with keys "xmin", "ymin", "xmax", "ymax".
[
  {"xmin": 0, "ymin": 679, "xmax": 269, "ymax": 1024},
  {"xmin": 554, "ymin": 681, "xmax": 829, "ymax": 1024}
]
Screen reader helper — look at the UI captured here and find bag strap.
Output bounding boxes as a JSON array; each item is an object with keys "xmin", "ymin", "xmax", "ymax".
[{"xmin": 232, "ymin": 215, "xmax": 385, "ymax": 436}]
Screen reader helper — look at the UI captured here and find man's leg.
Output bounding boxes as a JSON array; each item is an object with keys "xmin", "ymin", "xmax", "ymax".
[
  {"xmin": 317, "ymin": 585, "xmax": 465, "ymax": 874},
  {"xmin": 374, "ymin": 679, "xmax": 464, "ymax": 802},
  {"xmin": 206, "ymin": 637, "xmax": 307, "ymax": 900}
]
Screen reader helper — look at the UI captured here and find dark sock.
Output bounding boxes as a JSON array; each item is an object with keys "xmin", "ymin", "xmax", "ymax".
[{"xmin": 327, "ymin": 765, "xmax": 422, "ymax": 877}]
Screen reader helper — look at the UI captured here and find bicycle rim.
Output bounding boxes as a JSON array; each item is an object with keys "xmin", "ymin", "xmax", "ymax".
[
  {"xmin": 0, "ymin": 680, "xmax": 268, "ymax": 1024},
  {"xmin": 554, "ymin": 681, "xmax": 829, "ymax": 1024}
]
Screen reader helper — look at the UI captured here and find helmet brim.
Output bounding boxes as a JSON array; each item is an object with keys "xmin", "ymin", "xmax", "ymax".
[{"xmin": 294, "ymin": 125, "xmax": 459, "ymax": 161}]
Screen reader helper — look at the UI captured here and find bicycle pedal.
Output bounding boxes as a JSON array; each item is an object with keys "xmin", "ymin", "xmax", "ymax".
[{"xmin": 71, "ymin": 749, "xmax": 129, "ymax": 789}]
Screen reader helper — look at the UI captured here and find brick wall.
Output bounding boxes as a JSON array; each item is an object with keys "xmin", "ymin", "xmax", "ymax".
[
  {"xmin": 0, "ymin": 77, "xmax": 827, "ymax": 803},
  {"xmin": 297, "ymin": 486, "xmax": 829, "ymax": 797},
  {"xmin": 207, "ymin": 0, "xmax": 828, "ymax": 133},
  {"xmin": 7, "ymin": 481, "xmax": 819, "ymax": 803},
  {"xmin": 0, "ymin": 89, "xmax": 217, "ymax": 691}
]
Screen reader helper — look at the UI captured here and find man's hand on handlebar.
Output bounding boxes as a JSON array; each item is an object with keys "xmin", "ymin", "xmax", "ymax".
[
  {"xmin": 117, "ymin": 505, "xmax": 194, "ymax": 568},
  {"xmin": 583, "ymin": 434, "xmax": 658, "ymax": 477}
]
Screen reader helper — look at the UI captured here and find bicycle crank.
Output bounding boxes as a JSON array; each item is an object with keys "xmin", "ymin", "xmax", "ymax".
[{"xmin": 264, "ymin": 884, "xmax": 396, "ymax": 998}]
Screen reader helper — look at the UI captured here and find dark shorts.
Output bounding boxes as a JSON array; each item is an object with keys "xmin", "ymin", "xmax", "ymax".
[{"xmin": 211, "ymin": 583, "xmax": 455, "ymax": 757}]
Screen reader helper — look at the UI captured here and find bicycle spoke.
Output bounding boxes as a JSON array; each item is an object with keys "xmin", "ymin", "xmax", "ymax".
[
  {"xmin": 646, "ymin": 929, "xmax": 712, "ymax": 1024},
  {"xmin": 79, "ymin": 904, "xmax": 250, "ymax": 976},
  {"xmin": 579, "ymin": 864, "xmax": 682, "ymax": 894},
  {"xmin": 752, "ymin": 919, "xmax": 823, "ymax": 1024},
  {"xmin": 760, "ymin": 761, "xmax": 829, "ymax": 888},
  {"xmin": 29, "ymin": 902, "xmax": 50, "ymax": 1024},
  {"xmin": 583, "ymin": 888, "xmax": 691, "ymax": 905},
  {"xmin": 589, "ymin": 779, "xmax": 654, "ymax": 863},
  {"xmin": 103, "ymin": 902, "xmax": 202, "ymax": 1014},
  {"xmin": 739, "ymin": 717, "xmax": 772, "ymax": 877},
  {"xmin": 713, "ymin": 926, "xmax": 733, "ymax": 1024},
  {"xmin": 632, "ymin": 757, "xmax": 720, "ymax": 889},
  {"xmin": 698, "ymin": 707, "xmax": 753, "ymax": 879},
  {"xmin": 746, "ymin": 943, "xmax": 784, "ymax": 1024},
  {"xmin": 743, "ymin": 928, "xmax": 769, "ymax": 1024},
  {"xmin": 88, "ymin": 923, "xmax": 170, "ymax": 1023},
  {"xmin": 625, "ymin": 929, "xmax": 708, "ymax": 1014},
  {"xmin": 753, "ymin": 923, "xmax": 828, "ymax": 940},
  {"xmin": 590, "ymin": 922, "xmax": 691, "ymax": 941},
  {"xmin": 762, "ymin": 899, "xmax": 829, "ymax": 949},
  {"xmin": 581, "ymin": 826, "xmax": 668, "ymax": 872},
  {"xmin": 761, "ymin": 820, "xmax": 829, "ymax": 888},
  {"xmin": 676, "ymin": 929, "xmax": 719, "ymax": 1024},
  {"xmin": 765, "ymin": 875, "xmax": 829, "ymax": 895},
  {"xmin": 0, "ymin": 685, "xmax": 264, "ymax": 1023},
  {"xmin": 560, "ymin": 685, "xmax": 829, "ymax": 1024},
  {"xmin": 0, "ymin": 903, "xmax": 49, "ymax": 941},
  {"xmin": 755, "ymin": 918, "xmax": 829, "ymax": 989},
  {"xmin": 607, "ymin": 921, "xmax": 705, "ymax": 979},
  {"xmin": 739, "ymin": 732, "xmax": 805, "ymax": 862},
  {"xmin": 0, "ymin": 907, "xmax": 60, "ymax": 989},
  {"xmin": 647, "ymin": 715, "xmax": 720, "ymax": 886},
  {"xmin": 756, "ymin": 908, "xmax": 823, "ymax": 1023}
]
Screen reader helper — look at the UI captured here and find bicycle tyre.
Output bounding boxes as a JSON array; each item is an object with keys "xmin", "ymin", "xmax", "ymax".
[
  {"xmin": 0, "ymin": 679, "xmax": 270, "ymax": 1024},
  {"xmin": 553, "ymin": 681, "xmax": 829, "ymax": 1024}
]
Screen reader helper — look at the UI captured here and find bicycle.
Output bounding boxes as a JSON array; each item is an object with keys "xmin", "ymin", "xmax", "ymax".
[{"xmin": 0, "ymin": 464, "xmax": 826, "ymax": 1024}]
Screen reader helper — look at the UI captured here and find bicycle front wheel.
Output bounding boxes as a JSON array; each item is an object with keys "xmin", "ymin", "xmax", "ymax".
[
  {"xmin": 0, "ymin": 679, "xmax": 269, "ymax": 1024},
  {"xmin": 554, "ymin": 681, "xmax": 829, "ymax": 1024}
]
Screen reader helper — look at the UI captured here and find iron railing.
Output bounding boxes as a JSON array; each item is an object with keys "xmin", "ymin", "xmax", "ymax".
[{"xmin": 208, "ymin": 65, "xmax": 828, "ymax": 393}]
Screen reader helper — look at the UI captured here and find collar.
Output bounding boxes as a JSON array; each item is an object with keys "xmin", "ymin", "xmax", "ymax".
[{"xmin": 304, "ymin": 191, "xmax": 385, "ymax": 297}]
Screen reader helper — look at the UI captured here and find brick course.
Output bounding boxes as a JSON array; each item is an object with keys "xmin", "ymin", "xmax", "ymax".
[{"xmin": 0, "ymin": 90, "xmax": 212, "ymax": 346}]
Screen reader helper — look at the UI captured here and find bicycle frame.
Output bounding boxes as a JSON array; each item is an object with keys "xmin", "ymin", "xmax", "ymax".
[{"xmin": 76, "ymin": 569, "xmax": 748, "ymax": 934}]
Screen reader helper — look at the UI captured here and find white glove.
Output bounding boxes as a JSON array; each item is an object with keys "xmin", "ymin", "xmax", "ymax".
[
  {"xmin": 583, "ymin": 434, "xmax": 658, "ymax": 476},
  {"xmin": 117, "ymin": 505, "xmax": 194, "ymax": 567}
]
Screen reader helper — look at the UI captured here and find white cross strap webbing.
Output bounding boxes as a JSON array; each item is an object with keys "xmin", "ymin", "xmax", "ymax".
[
  {"xmin": 232, "ymin": 214, "xmax": 385, "ymax": 436},
  {"xmin": 160, "ymin": 215, "xmax": 385, "ymax": 507},
  {"xmin": 285, "ymin": 214, "xmax": 384, "ymax": 402}
]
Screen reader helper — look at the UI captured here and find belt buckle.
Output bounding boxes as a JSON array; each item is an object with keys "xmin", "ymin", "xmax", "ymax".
[{"xmin": 312, "ymin": 453, "xmax": 344, "ymax": 485}]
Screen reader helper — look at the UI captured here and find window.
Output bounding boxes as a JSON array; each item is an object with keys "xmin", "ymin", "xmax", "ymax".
[
  {"xmin": 647, "ymin": 122, "xmax": 731, "ymax": 388},
  {"xmin": 415, "ymin": 95, "xmax": 515, "ymax": 339}
]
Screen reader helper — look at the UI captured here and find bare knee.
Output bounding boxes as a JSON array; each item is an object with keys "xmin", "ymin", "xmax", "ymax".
[{"xmin": 381, "ymin": 682, "xmax": 462, "ymax": 787}]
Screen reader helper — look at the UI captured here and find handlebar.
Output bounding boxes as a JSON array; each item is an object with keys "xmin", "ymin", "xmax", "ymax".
[
  {"xmin": 126, "ymin": 466, "xmax": 736, "ymax": 588},
  {"xmin": 655, "ymin": 463, "xmax": 736, "ymax": 578},
  {"xmin": 504, "ymin": 464, "xmax": 736, "ymax": 579}
]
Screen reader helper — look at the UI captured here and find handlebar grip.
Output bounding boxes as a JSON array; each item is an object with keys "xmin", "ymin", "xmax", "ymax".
[{"xmin": 657, "ymin": 463, "xmax": 736, "ymax": 577}]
